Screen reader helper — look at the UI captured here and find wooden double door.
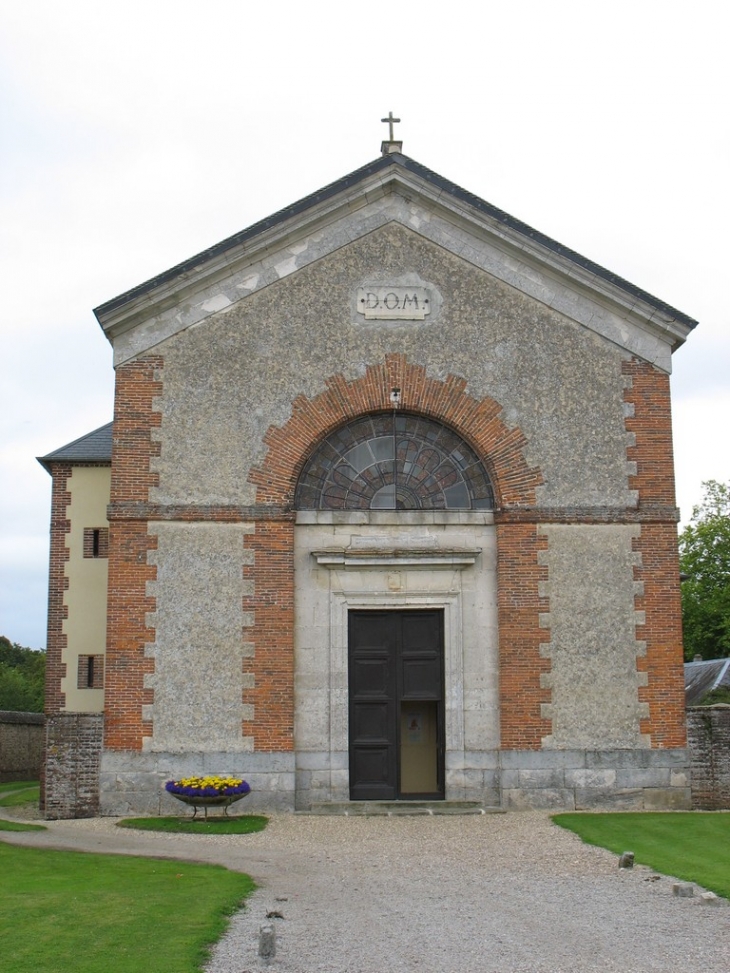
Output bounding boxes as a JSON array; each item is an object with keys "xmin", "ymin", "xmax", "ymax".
[{"xmin": 348, "ymin": 610, "xmax": 445, "ymax": 801}]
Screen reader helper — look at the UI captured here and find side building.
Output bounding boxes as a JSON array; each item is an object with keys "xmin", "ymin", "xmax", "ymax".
[{"xmin": 38, "ymin": 423, "xmax": 111, "ymax": 816}]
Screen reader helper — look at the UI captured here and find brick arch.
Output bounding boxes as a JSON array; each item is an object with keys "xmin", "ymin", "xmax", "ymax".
[{"xmin": 250, "ymin": 355, "xmax": 543, "ymax": 507}]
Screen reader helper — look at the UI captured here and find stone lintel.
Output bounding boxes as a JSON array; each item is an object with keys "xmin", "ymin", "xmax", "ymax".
[{"xmin": 312, "ymin": 548, "xmax": 481, "ymax": 569}]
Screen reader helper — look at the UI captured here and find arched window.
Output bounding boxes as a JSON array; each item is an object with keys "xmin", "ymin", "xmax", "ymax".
[{"xmin": 295, "ymin": 414, "xmax": 494, "ymax": 510}]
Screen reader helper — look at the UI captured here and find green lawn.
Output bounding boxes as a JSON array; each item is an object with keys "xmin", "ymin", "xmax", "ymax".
[
  {"xmin": 118, "ymin": 814, "xmax": 268, "ymax": 835},
  {"xmin": 0, "ymin": 780, "xmax": 38, "ymax": 794},
  {"xmin": 0, "ymin": 780, "xmax": 44, "ymax": 830},
  {"xmin": 0, "ymin": 817, "xmax": 46, "ymax": 832},
  {"xmin": 0, "ymin": 844, "xmax": 254, "ymax": 973},
  {"xmin": 553, "ymin": 812, "xmax": 730, "ymax": 899},
  {"xmin": 0, "ymin": 784, "xmax": 40, "ymax": 807}
]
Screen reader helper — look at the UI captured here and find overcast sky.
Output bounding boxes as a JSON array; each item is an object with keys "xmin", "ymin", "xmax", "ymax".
[{"xmin": 1, "ymin": 1, "xmax": 727, "ymax": 649}]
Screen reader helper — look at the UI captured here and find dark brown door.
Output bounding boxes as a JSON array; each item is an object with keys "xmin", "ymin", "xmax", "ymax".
[{"xmin": 348, "ymin": 610, "xmax": 444, "ymax": 800}]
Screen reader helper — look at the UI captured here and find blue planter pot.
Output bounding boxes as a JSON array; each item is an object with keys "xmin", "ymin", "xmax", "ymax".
[{"xmin": 169, "ymin": 792, "xmax": 250, "ymax": 819}]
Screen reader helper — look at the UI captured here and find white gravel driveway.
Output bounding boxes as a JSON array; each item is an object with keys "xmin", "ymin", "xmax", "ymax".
[
  {"xmin": 3, "ymin": 809, "xmax": 728, "ymax": 972},
  {"xmin": 203, "ymin": 811, "xmax": 729, "ymax": 973}
]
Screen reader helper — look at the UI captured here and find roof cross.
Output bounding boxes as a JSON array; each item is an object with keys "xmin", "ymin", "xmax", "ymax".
[{"xmin": 381, "ymin": 111, "xmax": 401, "ymax": 142}]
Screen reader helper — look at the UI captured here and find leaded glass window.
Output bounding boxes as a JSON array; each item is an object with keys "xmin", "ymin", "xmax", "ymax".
[{"xmin": 295, "ymin": 414, "xmax": 494, "ymax": 510}]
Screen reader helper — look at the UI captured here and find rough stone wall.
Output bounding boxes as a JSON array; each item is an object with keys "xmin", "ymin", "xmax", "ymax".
[
  {"xmin": 687, "ymin": 706, "xmax": 730, "ymax": 809},
  {"xmin": 145, "ymin": 521, "xmax": 254, "ymax": 753},
  {"xmin": 44, "ymin": 713, "xmax": 103, "ymax": 818},
  {"xmin": 149, "ymin": 224, "xmax": 631, "ymax": 510},
  {"xmin": 0, "ymin": 711, "xmax": 44, "ymax": 782},
  {"xmin": 539, "ymin": 524, "xmax": 648, "ymax": 749}
]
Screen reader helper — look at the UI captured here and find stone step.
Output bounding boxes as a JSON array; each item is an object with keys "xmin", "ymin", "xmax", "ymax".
[{"xmin": 304, "ymin": 801, "xmax": 505, "ymax": 816}]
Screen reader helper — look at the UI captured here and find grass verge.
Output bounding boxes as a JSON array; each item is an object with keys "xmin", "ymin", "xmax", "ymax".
[
  {"xmin": 0, "ymin": 784, "xmax": 40, "ymax": 807},
  {"xmin": 0, "ymin": 818, "xmax": 46, "ymax": 832},
  {"xmin": 0, "ymin": 843, "xmax": 254, "ymax": 973},
  {"xmin": 0, "ymin": 780, "xmax": 38, "ymax": 794},
  {"xmin": 117, "ymin": 814, "xmax": 268, "ymax": 835},
  {"xmin": 553, "ymin": 812, "xmax": 730, "ymax": 899}
]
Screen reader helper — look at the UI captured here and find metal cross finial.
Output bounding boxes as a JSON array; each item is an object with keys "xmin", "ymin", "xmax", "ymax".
[{"xmin": 381, "ymin": 111, "xmax": 401, "ymax": 141}]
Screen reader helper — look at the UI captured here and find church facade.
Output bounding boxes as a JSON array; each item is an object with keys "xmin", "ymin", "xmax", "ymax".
[{"xmin": 40, "ymin": 142, "xmax": 696, "ymax": 817}]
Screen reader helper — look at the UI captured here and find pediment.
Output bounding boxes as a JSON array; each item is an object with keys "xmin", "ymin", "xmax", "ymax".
[{"xmin": 95, "ymin": 153, "xmax": 696, "ymax": 369}]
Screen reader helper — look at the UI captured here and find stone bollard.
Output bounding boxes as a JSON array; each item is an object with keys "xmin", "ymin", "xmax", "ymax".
[
  {"xmin": 259, "ymin": 922, "xmax": 276, "ymax": 960},
  {"xmin": 618, "ymin": 852, "xmax": 634, "ymax": 869},
  {"xmin": 672, "ymin": 883, "xmax": 694, "ymax": 898},
  {"xmin": 699, "ymin": 892, "xmax": 719, "ymax": 906}
]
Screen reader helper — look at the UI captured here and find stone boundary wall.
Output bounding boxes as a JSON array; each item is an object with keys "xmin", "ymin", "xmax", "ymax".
[
  {"xmin": 43, "ymin": 713, "xmax": 103, "ymax": 818},
  {"xmin": 687, "ymin": 705, "xmax": 730, "ymax": 809},
  {"xmin": 0, "ymin": 711, "xmax": 44, "ymax": 782}
]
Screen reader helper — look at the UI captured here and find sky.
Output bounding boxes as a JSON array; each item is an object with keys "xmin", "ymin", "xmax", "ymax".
[{"xmin": 1, "ymin": 1, "xmax": 728, "ymax": 649}]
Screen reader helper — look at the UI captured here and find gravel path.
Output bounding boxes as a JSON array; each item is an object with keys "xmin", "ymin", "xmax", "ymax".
[{"xmin": 2, "ymin": 810, "xmax": 729, "ymax": 972}]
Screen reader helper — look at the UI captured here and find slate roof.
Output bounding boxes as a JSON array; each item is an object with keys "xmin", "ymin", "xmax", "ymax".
[
  {"xmin": 37, "ymin": 422, "xmax": 113, "ymax": 473},
  {"xmin": 94, "ymin": 152, "xmax": 698, "ymax": 331},
  {"xmin": 685, "ymin": 658, "xmax": 730, "ymax": 705}
]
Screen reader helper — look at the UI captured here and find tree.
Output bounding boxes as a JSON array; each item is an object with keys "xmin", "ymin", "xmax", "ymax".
[
  {"xmin": 679, "ymin": 480, "xmax": 730, "ymax": 661},
  {"xmin": 0, "ymin": 636, "xmax": 46, "ymax": 712}
]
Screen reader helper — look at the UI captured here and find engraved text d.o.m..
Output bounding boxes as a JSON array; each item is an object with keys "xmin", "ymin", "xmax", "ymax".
[{"xmin": 356, "ymin": 286, "xmax": 431, "ymax": 321}]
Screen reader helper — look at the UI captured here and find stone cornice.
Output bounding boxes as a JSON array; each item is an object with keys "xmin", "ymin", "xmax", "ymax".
[{"xmin": 95, "ymin": 157, "xmax": 695, "ymax": 369}]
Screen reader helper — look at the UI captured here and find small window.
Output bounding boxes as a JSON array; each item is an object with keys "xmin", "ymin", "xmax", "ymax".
[
  {"xmin": 83, "ymin": 527, "xmax": 109, "ymax": 558},
  {"xmin": 77, "ymin": 654, "xmax": 104, "ymax": 689}
]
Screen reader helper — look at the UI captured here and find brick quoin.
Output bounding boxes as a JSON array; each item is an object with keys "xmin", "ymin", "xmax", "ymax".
[
  {"xmin": 44, "ymin": 463, "xmax": 72, "ymax": 717},
  {"xmin": 624, "ymin": 358, "xmax": 686, "ymax": 748},
  {"xmin": 242, "ymin": 521, "xmax": 295, "ymax": 751},
  {"xmin": 496, "ymin": 523, "xmax": 551, "ymax": 749},
  {"xmin": 105, "ymin": 357, "xmax": 162, "ymax": 751},
  {"xmin": 623, "ymin": 358, "xmax": 677, "ymax": 505},
  {"xmin": 634, "ymin": 525, "xmax": 686, "ymax": 747},
  {"xmin": 253, "ymin": 354, "xmax": 549, "ymax": 750}
]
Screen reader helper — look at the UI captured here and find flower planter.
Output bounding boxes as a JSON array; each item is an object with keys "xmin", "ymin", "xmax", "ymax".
[
  {"xmin": 169, "ymin": 792, "xmax": 249, "ymax": 819},
  {"xmin": 164, "ymin": 776, "xmax": 251, "ymax": 819}
]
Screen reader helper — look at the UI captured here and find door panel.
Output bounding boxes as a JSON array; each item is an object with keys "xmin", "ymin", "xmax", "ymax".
[
  {"xmin": 352, "ymin": 702, "xmax": 391, "ymax": 740},
  {"xmin": 351, "ymin": 657, "xmax": 391, "ymax": 695},
  {"xmin": 349, "ymin": 610, "xmax": 444, "ymax": 800},
  {"xmin": 401, "ymin": 658, "xmax": 442, "ymax": 698}
]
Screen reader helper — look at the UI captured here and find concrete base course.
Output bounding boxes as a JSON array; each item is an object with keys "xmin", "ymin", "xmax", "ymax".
[{"xmin": 84, "ymin": 737, "xmax": 691, "ymax": 816}]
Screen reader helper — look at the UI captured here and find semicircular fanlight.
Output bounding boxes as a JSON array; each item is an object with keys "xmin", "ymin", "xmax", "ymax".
[{"xmin": 295, "ymin": 414, "xmax": 494, "ymax": 511}]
